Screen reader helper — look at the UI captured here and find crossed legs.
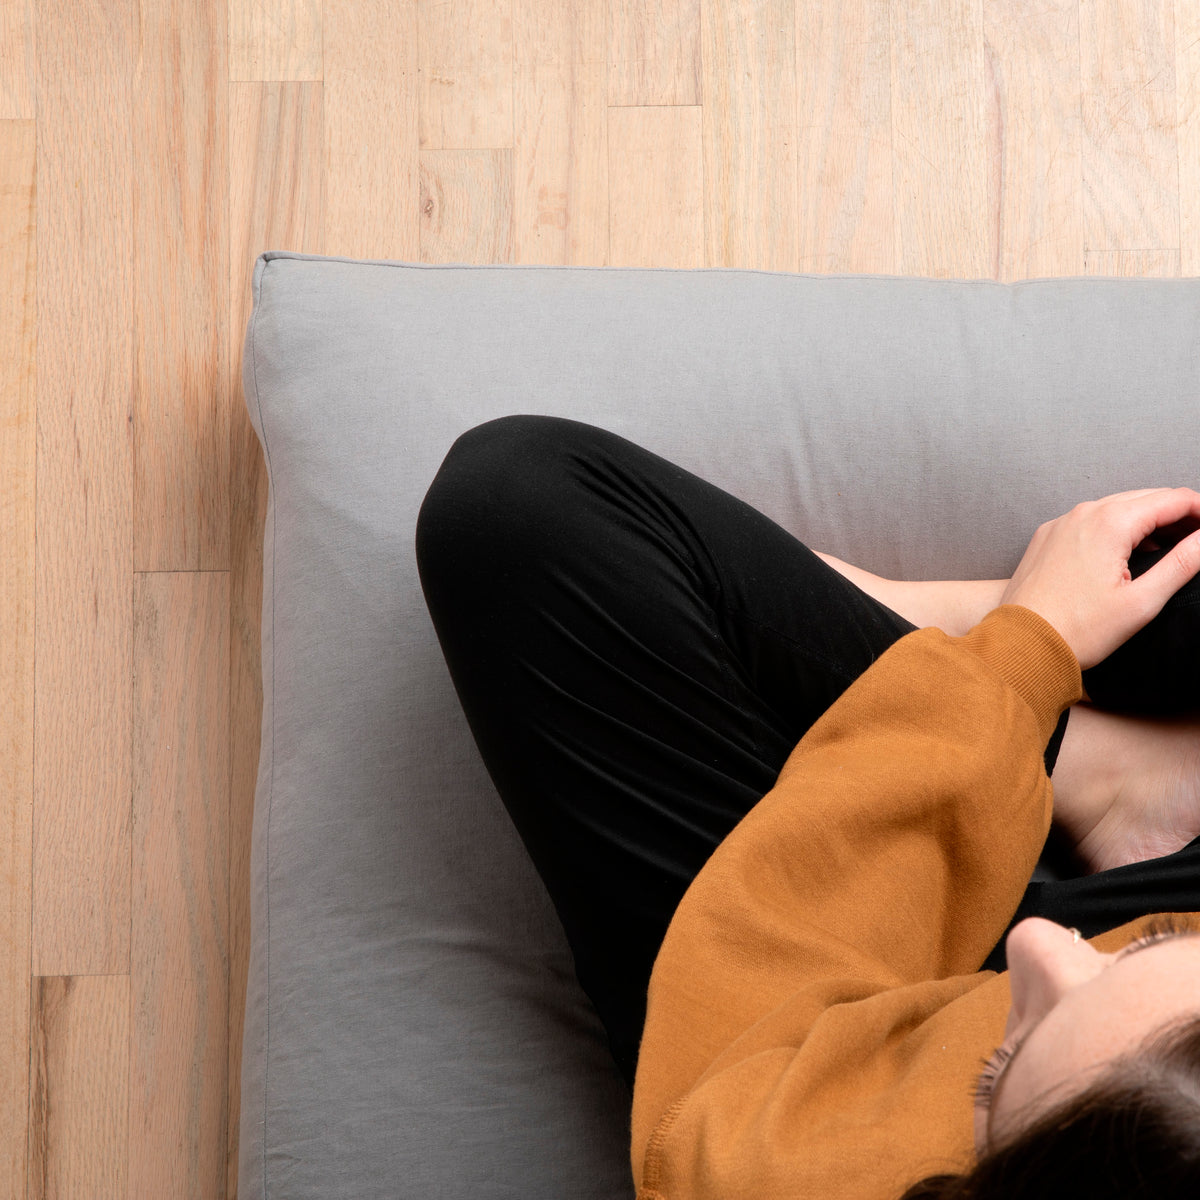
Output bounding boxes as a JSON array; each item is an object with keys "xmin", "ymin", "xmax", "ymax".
[{"xmin": 417, "ymin": 414, "xmax": 1200, "ymax": 1081}]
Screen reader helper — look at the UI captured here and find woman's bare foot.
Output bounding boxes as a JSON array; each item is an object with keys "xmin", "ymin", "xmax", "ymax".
[{"xmin": 1052, "ymin": 706, "xmax": 1200, "ymax": 874}]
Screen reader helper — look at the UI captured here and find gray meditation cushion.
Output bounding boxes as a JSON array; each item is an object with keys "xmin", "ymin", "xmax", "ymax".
[{"xmin": 236, "ymin": 251, "xmax": 1200, "ymax": 1199}]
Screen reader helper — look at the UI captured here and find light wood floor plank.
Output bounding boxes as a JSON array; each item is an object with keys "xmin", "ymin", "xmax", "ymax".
[
  {"xmin": 228, "ymin": 80, "xmax": 325, "ymax": 1198},
  {"xmin": 1178, "ymin": 0, "xmax": 1200, "ymax": 276},
  {"xmin": 980, "ymin": 0, "xmax": 1083, "ymax": 280},
  {"xmin": 513, "ymin": 0, "xmax": 609, "ymax": 264},
  {"xmin": 325, "ymin": 0, "xmax": 419, "ymax": 261},
  {"xmin": 28, "ymin": 975, "xmax": 129, "ymax": 1199},
  {"xmin": 609, "ymin": 0, "xmax": 701, "ymax": 107},
  {"xmin": 1086, "ymin": 247, "xmax": 1180, "ymax": 276},
  {"xmin": 130, "ymin": 572, "xmax": 229, "ymax": 1198},
  {"xmin": 794, "ymin": 1, "xmax": 893, "ymax": 274},
  {"xmin": 608, "ymin": 105, "xmax": 703, "ymax": 266},
  {"xmin": 134, "ymin": 0, "xmax": 230, "ymax": 571},
  {"xmin": 701, "ymin": 0, "xmax": 799, "ymax": 269},
  {"xmin": 1079, "ymin": 0, "xmax": 1178, "ymax": 256},
  {"xmin": 889, "ymin": 0, "xmax": 990, "ymax": 277},
  {"xmin": 33, "ymin": 0, "xmax": 134, "ymax": 977},
  {"xmin": 420, "ymin": 149, "xmax": 514, "ymax": 262},
  {"xmin": 418, "ymin": 0, "xmax": 513, "ymax": 150},
  {"xmin": 0, "ymin": 115, "xmax": 35, "ymax": 1200},
  {"xmin": 0, "ymin": 0, "xmax": 35, "ymax": 118},
  {"xmin": 230, "ymin": 0, "xmax": 322, "ymax": 83}
]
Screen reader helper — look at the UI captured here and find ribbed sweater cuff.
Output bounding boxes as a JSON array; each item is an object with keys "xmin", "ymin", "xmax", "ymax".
[{"xmin": 957, "ymin": 605, "xmax": 1083, "ymax": 746}]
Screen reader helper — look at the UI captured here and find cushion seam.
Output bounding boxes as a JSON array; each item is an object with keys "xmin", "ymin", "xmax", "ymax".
[
  {"xmin": 247, "ymin": 261, "xmax": 276, "ymax": 1200},
  {"xmin": 257, "ymin": 250, "xmax": 1166, "ymax": 288}
]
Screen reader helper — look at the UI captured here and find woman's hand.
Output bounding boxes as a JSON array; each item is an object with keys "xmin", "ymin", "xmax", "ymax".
[{"xmin": 999, "ymin": 488, "xmax": 1200, "ymax": 671}]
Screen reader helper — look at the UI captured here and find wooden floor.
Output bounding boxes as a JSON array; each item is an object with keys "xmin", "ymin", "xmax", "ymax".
[{"xmin": 3, "ymin": 0, "xmax": 1199, "ymax": 1194}]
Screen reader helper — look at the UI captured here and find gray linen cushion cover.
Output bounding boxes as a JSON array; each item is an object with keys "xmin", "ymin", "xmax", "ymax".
[{"xmin": 237, "ymin": 250, "xmax": 1200, "ymax": 1199}]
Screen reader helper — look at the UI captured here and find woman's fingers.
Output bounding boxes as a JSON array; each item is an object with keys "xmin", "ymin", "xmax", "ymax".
[{"xmin": 1001, "ymin": 488, "xmax": 1200, "ymax": 671}]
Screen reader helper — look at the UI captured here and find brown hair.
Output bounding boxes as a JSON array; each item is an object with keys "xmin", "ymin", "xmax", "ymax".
[{"xmin": 898, "ymin": 1012, "xmax": 1200, "ymax": 1199}]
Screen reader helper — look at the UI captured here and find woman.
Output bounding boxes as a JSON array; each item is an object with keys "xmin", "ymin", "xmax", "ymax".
[{"xmin": 414, "ymin": 414, "xmax": 1200, "ymax": 1198}]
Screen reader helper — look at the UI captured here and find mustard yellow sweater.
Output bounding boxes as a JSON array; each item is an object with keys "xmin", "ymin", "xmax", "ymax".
[{"xmin": 631, "ymin": 604, "xmax": 1186, "ymax": 1199}]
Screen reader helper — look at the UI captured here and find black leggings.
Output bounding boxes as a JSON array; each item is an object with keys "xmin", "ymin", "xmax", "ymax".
[{"xmin": 415, "ymin": 414, "xmax": 1200, "ymax": 1090}]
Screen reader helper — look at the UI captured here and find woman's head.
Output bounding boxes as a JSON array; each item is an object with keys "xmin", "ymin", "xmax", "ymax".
[
  {"xmin": 976, "ymin": 914, "xmax": 1200, "ymax": 1153},
  {"xmin": 901, "ymin": 913, "xmax": 1200, "ymax": 1198}
]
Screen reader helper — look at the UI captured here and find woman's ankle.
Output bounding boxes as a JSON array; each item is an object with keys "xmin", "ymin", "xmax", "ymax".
[
  {"xmin": 1045, "ymin": 703, "xmax": 1127, "ymax": 860},
  {"xmin": 1051, "ymin": 705, "xmax": 1200, "ymax": 873},
  {"xmin": 861, "ymin": 574, "xmax": 1009, "ymax": 638},
  {"xmin": 811, "ymin": 552, "xmax": 1009, "ymax": 638},
  {"xmin": 900, "ymin": 577, "xmax": 1010, "ymax": 638}
]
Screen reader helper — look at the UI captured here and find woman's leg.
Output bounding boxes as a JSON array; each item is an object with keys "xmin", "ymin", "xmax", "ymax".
[
  {"xmin": 414, "ymin": 415, "xmax": 1069, "ymax": 1087},
  {"xmin": 810, "ymin": 550, "xmax": 1009, "ymax": 641}
]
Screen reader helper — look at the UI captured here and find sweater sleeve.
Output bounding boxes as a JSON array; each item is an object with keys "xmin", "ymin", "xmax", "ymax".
[{"xmin": 630, "ymin": 604, "xmax": 1083, "ymax": 1198}]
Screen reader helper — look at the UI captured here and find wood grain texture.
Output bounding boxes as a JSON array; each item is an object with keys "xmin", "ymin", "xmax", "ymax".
[
  {"xmin": 228, "ymin": 80, "xmax": 325, "ymax": 1198},
  {"xmin": 28, "ymin": 976, "xmax": 129, "ymax": 1199},
  {"xmin": 1089, "ymin": 248, "xmax": 1180, "ymax": 276},
  {"xmin": 0, "ymin": 116, "xmax": 35, "ymax": 1200},
  {"xmin": 1079, "ymin": 0, "xmax": 1178, "ymax": 256},
  {"xmin": 701, "ymin": 0, "xmax": 799, "ymax": 269},
  {"xmin": 979, "ymin": 0, "xmax": 1083, "ymax": 281},
  {"xmin": 134, "ymin": 0, "xmax": 230, "ymax": 571},
  {"xmin": 609, "ymin": 0, "xmax": 701, "ymax": 106},
  {"xmin": 1179, "ymin": 0, "xmax": 1200, "ymax": 276},
  {"xmin": 418, "ymin": 0, "xmax": 513, "ymax": 149},
  {"xmin": 0, "ymin": 0, "xmax": 35, "ymax": 118},
  {"xmin": 513, "ymin": 0, "xmax": 609, "ymax": 264},
  {"xmin": 33, "ymin": 0, "xmax": 134, "ymax": 977},
  {"xmin": 890, "ymin": 0, "xmax": 992, "ymax": 277},
  {"xmin": 420, "ymin": 149, "xmax": 514, "ymax": 262},
  {"xmin": 230, "ymin": 0, "xmax": 322, "ymax": 83},
  {"xmin": 795, "ymin": 0, "xmax": 893, "ymax": 273},
  {"xmin": 608, "ymin": 105, "xmax": 703, "ymax": 266},
  {"xmin": 130, "ymin": 572, "xmax": 229, "ymax": 1199},
  {"xmin": 1084, "ymin": 247, "xmax": 1180, "ymax": 275},
  {"xmin": 325, "ymin": 0, "xmax": 420, "ymax": 262}
]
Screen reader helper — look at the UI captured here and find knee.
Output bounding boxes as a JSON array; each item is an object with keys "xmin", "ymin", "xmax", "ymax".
[
  {"xmin": 441, "ymin": 414, "xmax": 575, "ymax": 472},
  {"xmin": 415, "ymin": 414, "xmax": 601, "ymax": 579},
  {"xmin": 441, "ymin": 414, "xmax": 605, "ymax": 477}
]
